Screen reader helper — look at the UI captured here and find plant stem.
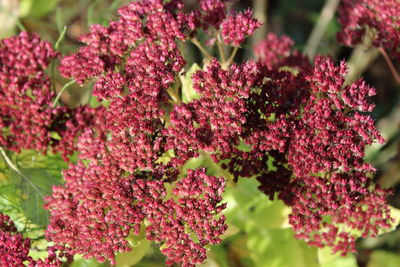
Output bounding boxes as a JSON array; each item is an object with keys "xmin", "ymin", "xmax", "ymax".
[
  {"xmin": 52, "ymin": 80, "xmax": 75, "ymax": 107},
  {"xmin": 54, "ymin": 26, "xmax": 67, "ymax": 50},
  {"xmin": 167, "ymin": 87, "xmax": 181, "ymax": 103},
  {"xmin": 51, "ymin": 26, "xmax": 68, "ymax": 93},
  {"xmin": 250, "ymin": 0, "xmax": 268, "ymax": 47},
  {"xmin": 191, "ymin": 38, "xmax": 212, "ymax": 60},
  {"xmin": 345, "ymin": 45, "xmax": 379, "ymax": 84},
  {"xmin": 379, "ymin": 47, "xmax": 400, "ymax": 84},
  {"xmin": 15, "ymin": 20, "xmax": 26, "ymax": 32},
  {"xmin": 217, "ymin": 37, "xmax": 227, "ymax": 65},
  {"xmin": 0, "ymin": 147, "xmax": 44, "ymax": 198},
  {"xmin": 304, "ymin": 0, "xmax": 340, "ymax": 60},
  {"xmin": 223, "ymin": 47, "xmax": 239, "ymax": 69}
]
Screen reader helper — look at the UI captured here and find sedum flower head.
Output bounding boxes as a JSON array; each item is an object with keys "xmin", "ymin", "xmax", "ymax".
[{"xmin": 337, "ymin": 0, "xmax": 400, "ymax": 59}]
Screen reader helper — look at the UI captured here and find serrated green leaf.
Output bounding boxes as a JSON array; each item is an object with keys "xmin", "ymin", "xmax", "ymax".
[
  {"xmin": 181, "ymin": 63, "xmax": 201, "ymax": 103},
  {"xmin": 16, "ymin": 150, "xmax": 68, "ymax": 177}
]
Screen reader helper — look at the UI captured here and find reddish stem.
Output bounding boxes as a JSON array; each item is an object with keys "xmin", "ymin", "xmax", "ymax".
[{"xmin": 379, "ymin": 47, "xmax": 400, "ymax": 84}]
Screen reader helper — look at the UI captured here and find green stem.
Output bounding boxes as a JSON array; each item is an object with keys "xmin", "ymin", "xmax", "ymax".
[
  {"xmin": 250, "ymin": 0, "xmax": 268, "ymax": 47},
  {"xmin": 52, "ymin": 80, "xmax": 75, "ymax": 107},
  {"xmin": 379, "ymin": 47, "xmax": 400, "ymax": 84},
  {"xmin": 304, "ymin": 0, "xmax": 340, "ymax": 59},
  {"xmin": 167, "ymin": 87, "xmax": 181, "ymax": 103},
  {"xmin": 345, "ymin": 45, "xmax": 379, "ymax": 84},
  {"xmin": 191, "ymin": 38, "xmax": 212, "ymax": 60},
  {"xmin": 223, "ymin": 47, "xmax": 239, "ymax": 69},
  {"xmin": 54, "ymin": 26, "xmax": 67, "ymax": 50},
  {"xmin": 15, "ymin": 20, "xmax": 26, "ymax": 32},
  {"xmin": 51, "ymin": 26, "xmax": 68, "ymax": 92},
  {"xmin": 217, "ymin": 37, "xmax": 227, "ymax": 65}
]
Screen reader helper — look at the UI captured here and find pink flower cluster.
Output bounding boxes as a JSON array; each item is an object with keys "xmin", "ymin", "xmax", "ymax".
[
  {"xmin": 0, "ymin": 32, "xmax": 105, "ymax": 160},
  {"xmin": 134, "ymin": 168, "xmax": 226, "ymax": 267},
  {"xmin": 337, "ymin": 0, "xmax": 400, "ymax": 59},
  {"xmin": 46, "ymin": 162, "xmax": 226, "ymax": 266},
  {"xmin": 47, "ymin": 1, "xmax": 240, "ymax": 266},
  {"xmin": 254, "ymin": 33, "xmax": 309, "ymax": 69},
  {"xmin": 18, "ymin": 0, "xmax": 388, "ymax": 265},
  {"xmin": 0, "ymin": 213, "xmax": 71, "ymax": 266},
  {"xmin": 221, "ymin": 9, "xmax": 262, "ymax": 46},
  {"xmin": 251, "ymin": 52, "xmax": 391, "ymax": 253}
]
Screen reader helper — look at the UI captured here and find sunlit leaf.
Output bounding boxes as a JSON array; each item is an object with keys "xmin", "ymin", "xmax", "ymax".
[
  {"xmin": 246, "ymin": 227, "xmax": 319, "ymax": 267},
  {"xmin": 378, "ymin": 206, "xmax": 400, "ymax": 234},
  {"xmin": 181, "ymin": 63, "xmax": 201, "ymax": 103},
  {"xmin": 116, "ymin": 239, "xmax": 151, "ymax": 267},
  {"xmin": 318, "ymin": 247, "xmax": 357, "ymax": 267},
  {"xmin": 70, "ymin": 255, "xmax": 111, "ymax": 267}
]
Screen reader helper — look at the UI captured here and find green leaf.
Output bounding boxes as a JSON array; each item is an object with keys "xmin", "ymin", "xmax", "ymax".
[
  {"xmin": 320, "ymin": 255, "xmax": 357, "ymax": 267},
  {"xmin": 246, "ymin": 227, "xmax": 319, "ymax": 267},
  {"xmin": 116, "ymin": 239, "xmax": 151, "ymax": 267},
  {"xmin": 29, "ymin": 250, "xmax": 49, "ymax": 261},
  {"xmin": 70, "ymin": 255, "xmax": 111, "ymax": 267},
  {"xmin": 224, "ymin": 178, "xmax": 290, "ymax": 229},
  {"xmin": 378, "ymin": 206, "xmax": 400, "ymax": 234},
  {"xmin": 11, "ymin": 168, "xmax": 62, "ymax": 227},
  {"xmin": 16, "ymin": 150, "xmax": 68, "ymax": 176},
  {"xmin": 318, "ymin": 247, "xmax": 357, "ymax": 267},
  {"xmin": 181, "ymin": 63, "xmax": 201, "ymax": 103},
  {"xmin": 318, "ymin": 247, "xmax": 341, "ymax": 264},
  {"xmin": 223, "ymin": 178, "xmax": 320, "ymax": 266},
  {"xmin": 367, "ymin": 250, "xmax": 400, "ymax": 267}
]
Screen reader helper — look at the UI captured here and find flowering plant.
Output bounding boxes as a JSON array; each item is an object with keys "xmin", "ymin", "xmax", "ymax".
[{"xmin": 0, "ymin": 0, "xmax": 400, "ymax": 266}]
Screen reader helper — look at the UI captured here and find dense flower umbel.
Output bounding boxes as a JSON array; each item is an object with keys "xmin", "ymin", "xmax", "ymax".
[
  {"xmin": 46, "ymin": 162, "xmax": 226, "ymax": 266},
  {"xmin": 42, "ymin": 0, "xmax": 392, "ymax": 265},
  {"xmin": 0, "ymin": 214, "xmax": 31, "ymax": 265},
  {"xmin": 45, "ymin": 162, "xmax": 144, "ymax": 265},
  {"xmin": 254, "ymin": 54, "xmax": 391, "ymax": 253},
  {"xmin": 337, "ymin": 0, "xmax": 400, "ymax": 59},
  {"xmin": 0, "ymin": 32, "xmax": 58, "ymax": 152},
  {"xmin": 0, "ymin": 32, "xmax": 105, "ymax": 160},
  {"xmin": 0, "ymin": 213, "xmax": 72, "ymax": 266},
  {"xmin": 0, "ymin": 231, "xmax": 31, "ymax": 266},
  {"xmin": 134, "ymin": 168, "xmax": 226, "ymax": 267},
  {"xmin": 254, "ymin": 33, "xmax": 309, "ymax": 70},
  {"xmin": 48, "ymin": 1, "xmax": 237, "ymax": 265},
  {"xmin": 221, "ymin": 9, "xmax": 262, "ymax": 46}
]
